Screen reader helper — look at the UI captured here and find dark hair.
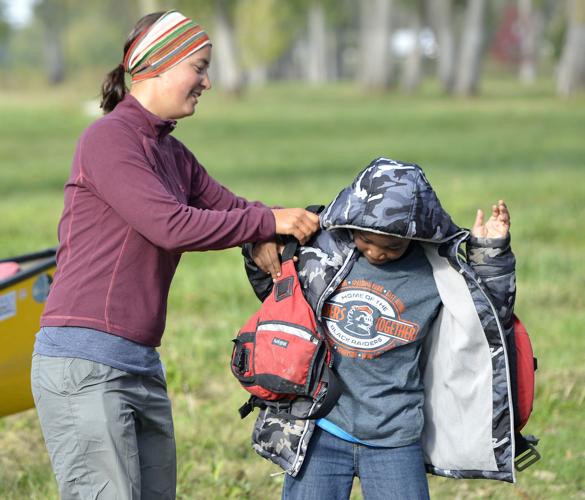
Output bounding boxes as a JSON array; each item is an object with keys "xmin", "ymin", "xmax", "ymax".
[{"xmin": 100, "ymin": 12, "xmax": 165, "ymax": 114}]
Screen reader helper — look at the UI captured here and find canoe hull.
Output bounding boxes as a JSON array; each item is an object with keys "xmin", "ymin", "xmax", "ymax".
[{"xmin": 0, "ymin": 249, "xmax": 56, "ymax": 417}]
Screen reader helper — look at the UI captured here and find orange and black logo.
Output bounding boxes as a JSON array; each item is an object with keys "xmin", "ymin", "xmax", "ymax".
[{"xmin": 322, "ymin": 279, "xmax": 420, "ymax": 359}]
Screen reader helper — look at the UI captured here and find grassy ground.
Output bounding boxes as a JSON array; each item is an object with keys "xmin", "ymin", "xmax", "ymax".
[{"xmin": 0, "ymin": 79, "xmax": 584, "ymax": 499}]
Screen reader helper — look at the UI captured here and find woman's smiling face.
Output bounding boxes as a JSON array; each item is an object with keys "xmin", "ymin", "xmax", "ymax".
[{"xmin": 155, "ymin": 46, "xmax": 212, "ymax": 119}]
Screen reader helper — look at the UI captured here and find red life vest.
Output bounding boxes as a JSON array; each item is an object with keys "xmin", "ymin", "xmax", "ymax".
[{"xmin": 231, "ymin": 239, "xmax": 340, "ymax": 420}]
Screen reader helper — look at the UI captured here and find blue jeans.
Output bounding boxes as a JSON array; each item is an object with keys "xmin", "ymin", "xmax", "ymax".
[{"xmin": 282, "ymin": 427, "xmax": 429, "ymax": 500}]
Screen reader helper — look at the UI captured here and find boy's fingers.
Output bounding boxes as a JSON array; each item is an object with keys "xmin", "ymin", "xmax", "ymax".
[
  {"xmin": 471, "ymin": 209, "xmax": 485, "ymax": 237},
  {"xmin": 492, "ymin": 201, "xmax": 509, "ymax": 225},
  {"xmin": 473, "ymin": 209, "xmax": 484, "ymax": 228}
]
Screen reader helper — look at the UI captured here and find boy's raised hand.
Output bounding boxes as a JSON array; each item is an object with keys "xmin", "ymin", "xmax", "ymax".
[{"xmin": 471, "ymin": 200, "xmax": 510, "ymax": 239}]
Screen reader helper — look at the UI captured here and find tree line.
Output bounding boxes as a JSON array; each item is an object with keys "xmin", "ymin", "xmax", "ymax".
[{"xmin": 1, "ymin": 0, "xmax": 584, "ymax": 96}]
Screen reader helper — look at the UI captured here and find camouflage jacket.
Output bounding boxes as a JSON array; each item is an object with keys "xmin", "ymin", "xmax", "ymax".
[{"xmin": 242, "ymin": 158, "xmax": 518, "ymax": 483}]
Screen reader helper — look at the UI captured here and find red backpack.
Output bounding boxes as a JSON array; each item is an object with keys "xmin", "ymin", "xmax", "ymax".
[
  {"xmin": 231, "ymin": 239, "xmax": 341, "ymax": 420},
  {"xmin": 511, "ymin": 315, "xmax": 541, "ymax": 470}
]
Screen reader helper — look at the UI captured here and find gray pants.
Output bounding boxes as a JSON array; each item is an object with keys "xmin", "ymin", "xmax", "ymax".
[{"xmin": 31, "ymin": 354, "xmax": 176, "ymax": 500}]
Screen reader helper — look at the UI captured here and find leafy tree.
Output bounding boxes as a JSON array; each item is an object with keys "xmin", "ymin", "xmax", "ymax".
[
  {"xmin": 266, "ymin": 0, "xmax": 351, "ymax": 83},
  {"xmin": 234, "ymin": 0, "xmax": 300, "ymax": 83},
  {"xmin": 0, "ymin": 1, "xmax": 11, "ymax": 67},
  {"xmin": 65, "ymin": 1, "xmax": 137, "ymax": 72}
]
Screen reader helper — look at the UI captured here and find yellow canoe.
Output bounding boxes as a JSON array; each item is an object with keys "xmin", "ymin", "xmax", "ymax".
[{"xmin": 0, "ymin": 249, "xmax": 56, "ymax": 417}]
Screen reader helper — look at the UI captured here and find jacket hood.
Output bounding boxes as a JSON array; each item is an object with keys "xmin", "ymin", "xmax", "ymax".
[{"xmin": 321, "ymin": 157, "xmax": 463, "ymax": 243}]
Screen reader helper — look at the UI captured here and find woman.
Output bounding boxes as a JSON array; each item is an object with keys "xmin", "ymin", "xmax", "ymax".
[{"xmin": 31, "ymin": 10, "xmax": 318, "ymax": 500}]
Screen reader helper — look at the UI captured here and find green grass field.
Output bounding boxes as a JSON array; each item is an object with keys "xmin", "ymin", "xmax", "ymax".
[{"xmin": 1, "ymin": 79, "xmax": 584, "ymax": 499}]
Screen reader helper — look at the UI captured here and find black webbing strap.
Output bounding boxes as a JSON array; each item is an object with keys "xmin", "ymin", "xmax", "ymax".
[
  {"xmin": 281, "ymin": 239, "xmax": 298, "ymax": 262},
  {"xmin": 302, "ymin": 365, "xmax": 342, "ymax": 420},
  {"xmin": 305, "ymin": 204, "xmax": 325, "ymax": 215},
  {"xmin": 238, "ymin": 397, "xmax": 257, "ymax": 419},
  {"xmin": 238, "ymin": 365, "xmax": 342, "ymax": 421}
]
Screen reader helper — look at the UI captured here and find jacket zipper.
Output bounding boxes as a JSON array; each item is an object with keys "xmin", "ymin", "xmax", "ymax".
[{"xmin": 453, "ymin": 238, "xmax": 517, "ymax": 482}]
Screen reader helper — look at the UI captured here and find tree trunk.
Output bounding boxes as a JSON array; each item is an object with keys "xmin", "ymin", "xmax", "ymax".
[
  {"xmin": 518, "ymin": 0, "xmax": 538, "ymax": 84},
  {"xmin": 431, "ymin": 0, "xmax": 456, "ymax": 93},
  {"xmin": 557, "ymin": 0, "xmax": 585, "ymax": 96},
  {"xmin": 213, "ymin": 0, "xmax": 243, "ymax": 94},
  {"xmin": 454, "ymin": 0, "xmax": 488, "ymax": 96},
  {"xmin": 359, "ymin": 0, "xmax": 394, "ymax": 90},
  {"xmin": 44, "ymin": 30, "xmax": 65, "ymax": 85},
  {"xmin": 37, "ymin": 0, "xmax": 66, "ymax": 86},
  {"xmin": 307, "ymin": 0, "xmax": 328, "ymax": 83},
  {"xmin": 401, "ymin": 0, "xmax": 424, "ymax": 93},
  {"xmin": 248, "ymin": 66, "xmax": 268, "ymax": 86},
  {"xmin": 327, "ymin": 29, "xmax": 339, "ymax": 81}
]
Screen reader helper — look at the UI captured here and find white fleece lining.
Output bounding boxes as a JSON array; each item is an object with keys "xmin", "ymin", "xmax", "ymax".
[{"xmin": 421, "ymin": 244, "xmax": 498, "ymax": 472}]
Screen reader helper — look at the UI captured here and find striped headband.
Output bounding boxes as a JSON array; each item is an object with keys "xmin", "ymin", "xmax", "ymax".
[{"xmin": 123, "ymin": 10, "xmax": 211, "ymax": 83}]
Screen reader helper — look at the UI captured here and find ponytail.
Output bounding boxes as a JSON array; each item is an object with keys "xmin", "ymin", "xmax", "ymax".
[
  {"xmin": 99, "ymin": 11, "xmax": 166, "ymax": 114},
  {"xmin": 100, "ymin": 64, "xmax": 126, "ymax": 114}
]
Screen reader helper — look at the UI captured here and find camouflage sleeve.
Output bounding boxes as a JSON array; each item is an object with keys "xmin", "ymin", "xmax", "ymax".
[
  {"xmin": 466, "ymin": 234, "xmax": 516, "ymax": 330},
  {"xmin": 242, "ymin": 243, "xmax": 274, "ymax": 302}
]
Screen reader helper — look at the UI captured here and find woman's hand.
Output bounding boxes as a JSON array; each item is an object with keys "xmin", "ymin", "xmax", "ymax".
[
  {"xmin": 252, "ymin": 239, "xmax": 302, "ymax": 281},
  {"xmin": 471, "ymin": 200, "xmax": 511, "ymax": 239},
  {"xmin": 271, "ymin": 208, "xmax": 320, "ymax": 245},
  {"xmin": 252, "ymin": 240, "xmax": 283, "ymax": 280}
]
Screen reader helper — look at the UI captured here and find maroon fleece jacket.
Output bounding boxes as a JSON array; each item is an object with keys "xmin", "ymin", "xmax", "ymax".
[{"xmin": 41, "ymin": 94, "xmax": 275, "ymax": 346}]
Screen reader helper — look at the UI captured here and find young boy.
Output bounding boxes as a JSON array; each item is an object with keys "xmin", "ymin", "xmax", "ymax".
[{"xmin": 244, "ymin": 158, "xmax": 516, "ymax": 499}]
